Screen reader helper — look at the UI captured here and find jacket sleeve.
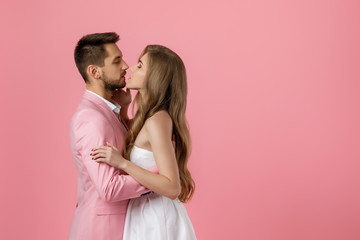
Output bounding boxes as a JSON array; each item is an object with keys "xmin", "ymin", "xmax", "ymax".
[{"xmin": 72, "ymin": 114, "xmax": 155, "ymax": 202}]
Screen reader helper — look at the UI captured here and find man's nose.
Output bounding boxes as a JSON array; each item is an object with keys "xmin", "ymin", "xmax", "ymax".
[{"xmin": 122, "ymin": 61, "xmax": 129, "ymax": 70}]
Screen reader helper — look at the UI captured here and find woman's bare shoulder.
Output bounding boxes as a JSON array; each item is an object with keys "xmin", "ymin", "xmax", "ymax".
[{"xmin": 144, "ymin": 110, "xmax": 172, "ymax": 134}]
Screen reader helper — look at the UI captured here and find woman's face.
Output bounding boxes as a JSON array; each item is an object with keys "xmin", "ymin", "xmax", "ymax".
[{"xmin": 126, "ymin": 53, "xmax": 149, "ymax": 92}]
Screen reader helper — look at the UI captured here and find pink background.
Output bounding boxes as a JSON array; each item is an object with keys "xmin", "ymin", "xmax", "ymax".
[{"xmin": 1, "ymin": 0, "xmax": 359, "ymax": 239}]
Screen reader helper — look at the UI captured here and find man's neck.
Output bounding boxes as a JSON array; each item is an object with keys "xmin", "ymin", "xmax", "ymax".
[{"xmin": 86, "ymin": 85, "xmax": 112, "ymax": 101}]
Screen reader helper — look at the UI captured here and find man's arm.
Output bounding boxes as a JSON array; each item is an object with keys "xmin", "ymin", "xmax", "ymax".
[{"xmin": 73, "ymin": 116, "xmax": 153, "ymax": 202}]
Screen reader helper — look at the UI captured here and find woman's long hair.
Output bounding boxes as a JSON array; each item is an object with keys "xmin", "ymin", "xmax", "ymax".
[{"xmin": 124, "ymin": 45, "xmax": 194, "ymax": 202}]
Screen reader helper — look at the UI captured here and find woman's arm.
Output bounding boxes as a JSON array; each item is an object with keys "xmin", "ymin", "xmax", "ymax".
[{"xmin": 91, "ymin": 111, "xmax": 181, "ymax": 199}]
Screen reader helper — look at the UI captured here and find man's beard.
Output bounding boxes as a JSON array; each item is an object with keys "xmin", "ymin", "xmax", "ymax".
[{"xmin": 102, "ymin": 73, "xmax": 125, "ymax": 91}]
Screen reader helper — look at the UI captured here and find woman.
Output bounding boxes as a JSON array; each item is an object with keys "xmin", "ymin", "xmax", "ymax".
[{"xmin": 91, "ymin": 45, "xmax": 197, "ymax": 239}]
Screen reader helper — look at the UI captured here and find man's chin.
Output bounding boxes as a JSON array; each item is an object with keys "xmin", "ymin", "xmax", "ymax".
[
  {"xmin": 117, "ymin": 82, "xmax": 126, "ymax": 89},
  {"xmin": 105, "ymin": 84, "xmax": 124, "ymax": 92},
  {"xmin": 111, "ymin": 82, "xmax": 126, "ymax": 90}
]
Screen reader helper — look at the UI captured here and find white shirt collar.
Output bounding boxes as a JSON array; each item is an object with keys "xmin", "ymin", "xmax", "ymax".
[{"xmin": 86, "ymin": 90, "xmax": 121, "ymax": 114}]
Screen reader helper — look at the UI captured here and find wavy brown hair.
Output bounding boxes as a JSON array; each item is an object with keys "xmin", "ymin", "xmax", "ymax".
[{"xmin": 124, "ymin": 45, "xmax": 195, "ymax": 202}]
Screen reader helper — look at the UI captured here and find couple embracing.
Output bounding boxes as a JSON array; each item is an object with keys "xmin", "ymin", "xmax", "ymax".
[{"xmin": 68, "ymin": 32, "xmax": 196, "ymax": 240}]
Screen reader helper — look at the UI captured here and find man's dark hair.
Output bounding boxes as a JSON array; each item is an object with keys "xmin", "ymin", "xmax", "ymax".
[{"xmin": 74, "ymin": 32, "xmax": 119, "ymax": 82}]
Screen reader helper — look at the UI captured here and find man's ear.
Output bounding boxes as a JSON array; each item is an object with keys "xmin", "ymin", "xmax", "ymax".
[{"xmin": 87, "ymin": 65, "xmax": 101, "ymax": 79}]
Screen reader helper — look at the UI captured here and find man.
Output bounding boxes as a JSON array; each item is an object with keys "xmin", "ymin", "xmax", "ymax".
[{"xmin": 68, "ymin": 32, "xmax": 151, "ymax": 240}]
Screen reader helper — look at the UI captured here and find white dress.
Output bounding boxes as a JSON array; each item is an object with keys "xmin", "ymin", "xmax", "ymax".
[{"xmin": 123, "ymin": 146, "xmax": 197, "ymax": 240}]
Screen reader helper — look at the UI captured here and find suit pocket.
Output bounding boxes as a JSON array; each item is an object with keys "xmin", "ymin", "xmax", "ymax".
[
  {"xmin": 92, "ymin": 215, "xmax": 125, "ymax": 240},
  {"xmin": 95, "ymin": 201, "xmax": 128, "ymax": 215}
]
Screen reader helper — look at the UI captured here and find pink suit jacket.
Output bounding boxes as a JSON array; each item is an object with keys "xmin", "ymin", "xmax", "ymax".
[{"xmin": 68, "ymin": 91, "xmax": 149, "ymax": 240}]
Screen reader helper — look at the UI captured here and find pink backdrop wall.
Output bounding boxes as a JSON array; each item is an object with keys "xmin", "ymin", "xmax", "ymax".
[{"xmin": 1, "ymin": 0, "xmax": 359, "ymax": 239}]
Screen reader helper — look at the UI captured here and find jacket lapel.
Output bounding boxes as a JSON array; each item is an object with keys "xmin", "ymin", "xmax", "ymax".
[{"xmin": 82, "ymin": 91, "xmax": 127, "ymax": 135}]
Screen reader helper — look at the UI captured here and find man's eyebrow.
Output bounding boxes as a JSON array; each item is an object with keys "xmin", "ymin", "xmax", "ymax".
[{"xmin": 112, "ymin": 56, "xmax": 122, "ymax": 61}]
